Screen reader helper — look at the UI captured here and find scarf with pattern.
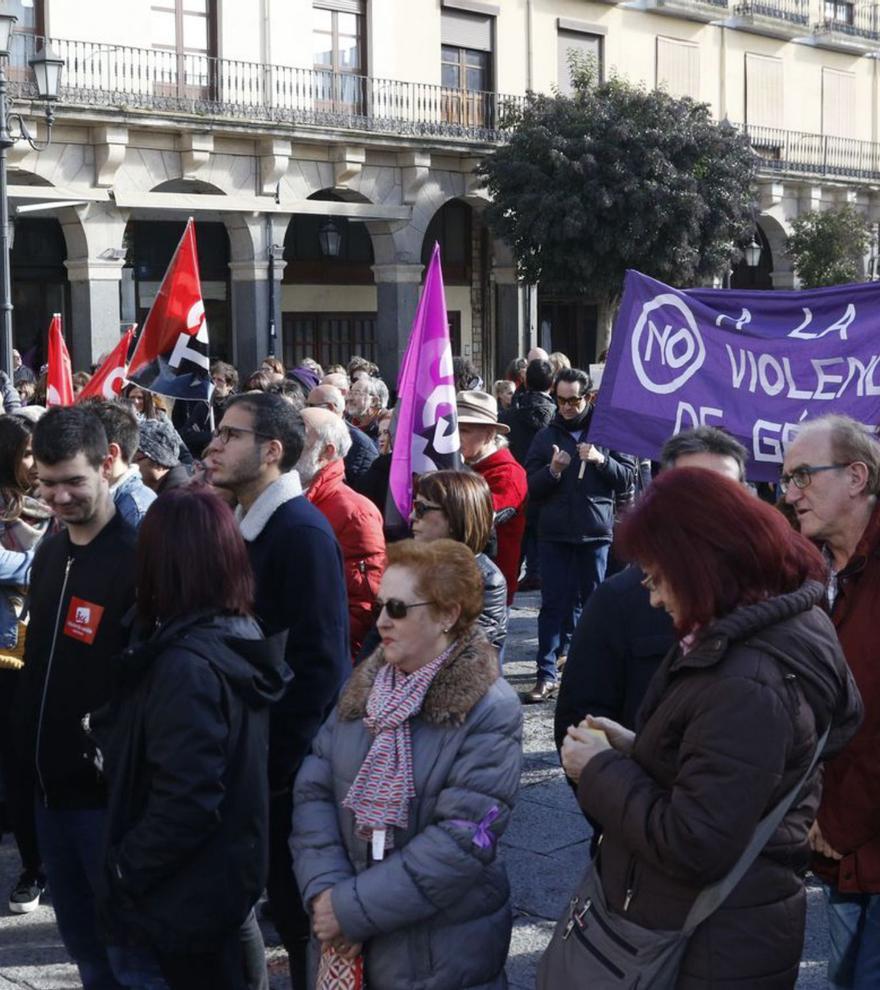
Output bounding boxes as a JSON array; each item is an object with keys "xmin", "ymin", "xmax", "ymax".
[{"xmin": 342, "ymin": 641, "xmax": 456, "ymax": 851}]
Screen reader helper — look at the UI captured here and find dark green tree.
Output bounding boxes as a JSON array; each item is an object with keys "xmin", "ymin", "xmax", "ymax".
[
  {"xmin": 786, "ymin": 205, "xmax": 870, "ymax": 288},
  {"xmin": 479, "ymin": 61, "xmax": 758, "ymax": 347}
]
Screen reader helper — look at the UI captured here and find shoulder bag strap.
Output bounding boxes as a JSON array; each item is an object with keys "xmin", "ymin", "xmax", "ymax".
[{"xmin": 682, "ymin": 722, "xmax": 831, "ymax": 934}]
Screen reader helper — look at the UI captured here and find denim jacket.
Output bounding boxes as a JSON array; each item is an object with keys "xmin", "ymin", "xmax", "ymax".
[
  {"xmin": 111, "ymin": 466, "xmax": 156, "ymax": 530},
  {"xmin": 0, "ymin": 546, "xmax": 35, "ymax": 650}
]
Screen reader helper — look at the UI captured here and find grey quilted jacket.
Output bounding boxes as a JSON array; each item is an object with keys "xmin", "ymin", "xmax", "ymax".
[{"xmin": 291, "ymin": 629, "xmax": 523, "ymax": 990}]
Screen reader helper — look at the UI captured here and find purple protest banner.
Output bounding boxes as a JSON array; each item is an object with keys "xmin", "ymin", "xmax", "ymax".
[
  {"xmin": 589, "ymin": 271, "xmax": 880, "ymax": 481},
  {"xmin": 387, "ymin": 243, "xmax": 461, "ymax": 523}
]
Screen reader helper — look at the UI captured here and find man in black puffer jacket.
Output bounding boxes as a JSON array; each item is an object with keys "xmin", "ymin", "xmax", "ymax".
[
  {"xmin": 523, "ymin": 368, "xmax": 635, "ymax": 703},
  {"xmin": 503, "ymin": 359, "xmax": 556, "ymax": 591}
]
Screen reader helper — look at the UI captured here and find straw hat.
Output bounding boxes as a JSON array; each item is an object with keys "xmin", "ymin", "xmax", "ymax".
[{"xmin": 456, "ymin": 390, "xmax": 510, "ymax": 434}]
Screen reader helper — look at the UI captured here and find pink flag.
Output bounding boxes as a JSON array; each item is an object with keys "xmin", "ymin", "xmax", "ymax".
[{"xmin": 388, "ymin": 243, "xmax": 461, "ymax": 522}]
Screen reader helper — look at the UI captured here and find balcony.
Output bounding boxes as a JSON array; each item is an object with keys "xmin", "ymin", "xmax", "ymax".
[
  {"xmin": 723, "ymin": 0, "xmax": 810, "ymax": 38},
  {"xmin": 807, "ymin": 2, "xmax": 880, "ymax": 52},
  {"xmin": 6, "ymin": 35, "xmax": 524, "ymax": 146},
  {"xmin": 623, "ymin": 0, "xmax": 729, "ymax": 24},
  {"xmin": 739, "ymin": 123, "xmax": 880, "ymax": 181}
]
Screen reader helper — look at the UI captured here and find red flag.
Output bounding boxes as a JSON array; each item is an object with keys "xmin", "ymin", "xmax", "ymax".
[
  {"xmin": 77, "ymin": 326, "xmax": 135, "ymax": 402},
  {"xmin": 127, "ymin": 218, "xmax": 211, "ymax": 400},
  {"xmin": 46, "ymin": 314, "xmax": 74, "ymax": 407}
]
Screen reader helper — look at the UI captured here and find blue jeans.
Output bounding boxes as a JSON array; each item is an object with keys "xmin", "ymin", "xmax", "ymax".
[
  {"xmin": 535, "ymin": 541, "xmax": 608, "ymax": 682},
  {"xmin": 824, "ymin": 884, "xmax": 880, "ymax": 988},
  {"xmin": 34, "ymin": 800, "xmax": 168, "ymax": 990}
]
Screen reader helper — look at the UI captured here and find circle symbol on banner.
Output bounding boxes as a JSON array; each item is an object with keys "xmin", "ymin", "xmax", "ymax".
[
  {"xmin": 630, "ymin": 293, "xmax": 706, "ymax": 395},
  {"xmin": 102, "ymin": 367, "xmax": 126, "ymax": 399}
]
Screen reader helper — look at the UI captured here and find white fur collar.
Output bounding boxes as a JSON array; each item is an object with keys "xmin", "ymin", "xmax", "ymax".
[{"xmin": 235, "ymin": 471, "xmax": 303, "ymax": 542}]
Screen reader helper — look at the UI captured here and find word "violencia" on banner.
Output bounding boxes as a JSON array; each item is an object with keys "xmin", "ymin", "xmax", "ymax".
[{"xmin": 724, "ymin": 347, "xmax": 880, "ymax": 400}]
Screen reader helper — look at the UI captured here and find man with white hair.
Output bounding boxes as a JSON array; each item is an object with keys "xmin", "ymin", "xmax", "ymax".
[
  {"xmin": 781, "ymin": 413, "xmax": 878, "ymax": 989},
  {"xmin": 345, "ymin": 376, "xmax": 387, "ymax": 442},
  {"xmin": 298, "ymin": 408, "xmax": 386, "ymax": 658},
  {"xmin": 306, "ymin": 384, "xmax": 377, "ymax": 486}
]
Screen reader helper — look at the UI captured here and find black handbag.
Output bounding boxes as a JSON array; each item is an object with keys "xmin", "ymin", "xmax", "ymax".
[{"xmin": 537, "ymin": 725, "xmax": 830, "ymax": 989}]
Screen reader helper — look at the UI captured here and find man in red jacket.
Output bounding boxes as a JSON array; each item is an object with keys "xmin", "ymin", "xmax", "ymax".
[
  {"xmin": 298, "ymin": 408, "xmax": 386, "ymax": 659},
  {"xmin": 457, "ymin": 390, "xmax": 527, "ymax": 609},
  {"xmin": 782, "ymin": 413, "xmax": 878, "ymax": 988}
]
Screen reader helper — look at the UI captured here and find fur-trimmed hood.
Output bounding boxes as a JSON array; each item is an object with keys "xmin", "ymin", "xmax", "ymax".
[
  {"xmin": 236, "ymin": 470, "xmax": 303, "ymax": 541},
  {"xmin": 338, "ymin": 628, "xmax": 499, "ymax": 727}
]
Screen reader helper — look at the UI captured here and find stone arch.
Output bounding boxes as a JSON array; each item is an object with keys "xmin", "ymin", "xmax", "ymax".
[{"xmin": 756, "ymin": 212, "xmax": 794, "ymax": 289}]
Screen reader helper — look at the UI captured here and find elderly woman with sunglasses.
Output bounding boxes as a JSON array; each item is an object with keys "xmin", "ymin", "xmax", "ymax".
[{"xmin": 292, "ymin": 538, "xmax": 522, "ymax": 990}]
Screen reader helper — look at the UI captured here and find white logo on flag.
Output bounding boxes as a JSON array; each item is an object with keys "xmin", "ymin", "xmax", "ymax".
[{"xmin": 630, "ymin": 293, "xmax": 706, "ymax": 395}]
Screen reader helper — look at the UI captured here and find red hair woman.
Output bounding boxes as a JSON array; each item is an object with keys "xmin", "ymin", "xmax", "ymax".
[
  {"xmin": 559, "ymin": 468, "xmax": 862, "ymax": 989},
  {"xmin": 92, "ymin": 485, "xmax": 290, "ymax": 989}
]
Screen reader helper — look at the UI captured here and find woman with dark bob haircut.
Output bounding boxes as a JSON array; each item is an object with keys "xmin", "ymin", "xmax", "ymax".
[
  {"xmin": 91, "ymin": 485, "xmax": 290, "ymax": 990},
  {"xmin": 559, "ymin": 468, "xmax": 862, "ymax": 989},
  {"xmin": 411, "ymin": 469, "xmax": 508, "ymax": 652},
  {"xmin": 293, "ymin": 538, "xmax": 522, "ymax": 989}
]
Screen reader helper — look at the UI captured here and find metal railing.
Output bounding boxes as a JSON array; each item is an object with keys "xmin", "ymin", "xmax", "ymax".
[
  {"xmin": 5, "ymin": 35, "xmax": 524, "ymax": 143},
  {"xmin": 814, "ymin": 1, "xmax": 879, "ymax": 38},
  {"xmin": 739, "ymin": 123, "xmax": 880, "ymax": 180},
  {"xmin": 733, "ymin": 0, "xmax": 810, "ymax": 23}
]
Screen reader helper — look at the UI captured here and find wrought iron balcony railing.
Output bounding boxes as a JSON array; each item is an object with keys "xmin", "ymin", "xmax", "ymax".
[
  {"xmin": 733, "ymin": 0, "xmax": 810, "ymax": 24},
  {"xmin": 6, "ymin": 34, "xmax": 524, "ymax": 144},
  {"xmin": 814, "ymin": 1, "xmax": 879, "ymax": 38},
  {"xmin": 740, "ymin": 122, "xmax": 880, "ymax": 181}
]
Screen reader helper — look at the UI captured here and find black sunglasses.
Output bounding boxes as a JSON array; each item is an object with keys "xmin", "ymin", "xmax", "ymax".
[
  {"xmin": 412, "ymin": 501, "xmax": 444, "ymax": 520},
  {"xmin": 373, "ymin": 598, "xmax": 436, "ymax": 620}
]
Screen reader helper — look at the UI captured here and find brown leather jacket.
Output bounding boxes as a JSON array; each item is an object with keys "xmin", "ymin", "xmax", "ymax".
[{"xmin": 579, "ymin": 582, "xmax": 861, "ymax": 988}]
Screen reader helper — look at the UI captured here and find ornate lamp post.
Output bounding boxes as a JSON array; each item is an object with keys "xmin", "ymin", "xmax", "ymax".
[{"xmin": 0, "ymin": 15, "xmax": 64, "ymax": 375}]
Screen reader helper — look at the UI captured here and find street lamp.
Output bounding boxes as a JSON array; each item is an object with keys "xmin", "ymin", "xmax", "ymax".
[
  {"xmin": 744, "ymin": 235, "xmax": 763, "ymax": 269},
  {"xmin": 0, "ymin": 21, "xmax": 65, "ymax": 375},
  {"xmin": 318, "ymin": 219, "xmax": 342, "ymax": 258}
]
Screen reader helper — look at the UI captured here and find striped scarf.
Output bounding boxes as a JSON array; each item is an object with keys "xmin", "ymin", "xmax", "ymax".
[{"xmin": 342, "ymin": 642, "xmax": 456, "ymax": 851}]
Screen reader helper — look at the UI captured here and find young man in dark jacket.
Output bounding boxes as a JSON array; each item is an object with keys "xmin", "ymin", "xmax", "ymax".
[
  {"xmin": 524, "ymin": 367, "xmax": 635, "ymax": 702},
  {"xmin": 502, "ymin": 358, "xmax": 556, "ymax": 591},
  {"xmin": 15, "ymin": 406, "xmax": 155, "ymax": 989},
  {"xmin": 205, "ymin": 392, "xmax": 349, "ymax": 990}
]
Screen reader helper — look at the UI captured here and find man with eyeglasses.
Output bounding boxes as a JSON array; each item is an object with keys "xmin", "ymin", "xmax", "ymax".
[
  {"xmin": 781, "ymin": 413, "xmax": 879, "ymax": 989},
  {"xmin": 204, "ymin": 392, "xmax": 349, "ymax": 990},
  {"xmin": 523, "ymin": 367, "xmax": 636, "ymax": 703}
]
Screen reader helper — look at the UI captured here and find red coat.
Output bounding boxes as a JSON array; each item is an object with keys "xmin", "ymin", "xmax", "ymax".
[
  {"xmin": 472, "ymin": 446, "xmax": 528, "ymax": 605},
  {"xmin": 816, "ymin": 501, "xmax": 880, "ymax": 892},
  {"xmin": 305, "ymin": 458, "xmax": 386, "ymax": 659}
]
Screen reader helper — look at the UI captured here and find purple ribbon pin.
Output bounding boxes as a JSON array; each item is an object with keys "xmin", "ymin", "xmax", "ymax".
[{"xmin": 451, "ymin": 805, "xmax": 500, "ymax": 850}]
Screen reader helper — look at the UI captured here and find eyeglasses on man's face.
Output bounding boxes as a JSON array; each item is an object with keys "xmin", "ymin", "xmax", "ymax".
[
  {"xmin": 211, "ymin": 425, "xmax": 273, "ymax": 446},
  {"xmin": 556, "ymin": 394, "xmax": 586, "ymax": 409},
  {"xmin": 778, "ymin": 463, "xmax": 850, "ymax": 493},
  {"xmin": 373, "ymin": 598, "xmax": 436, "ymax": 620}
]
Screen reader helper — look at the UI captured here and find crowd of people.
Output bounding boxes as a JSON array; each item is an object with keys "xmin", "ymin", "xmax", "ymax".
[{"xmin": 0, "ymin": 342, "xmax": 876, "ymax": 990}]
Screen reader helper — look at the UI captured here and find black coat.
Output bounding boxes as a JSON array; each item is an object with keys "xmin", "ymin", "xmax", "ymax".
[
  {"xmin": 503, "ymin": 390, "xmax": 555, "ymax": 466},
  {"xmin": 93, "ymin": 612, "xmax": 290, "ymax": 953},
  {"xmin": 525, "ymin": 411, "xmax": 636, "ymax": 544},
  {"xmin": 16, "ymin": 511, "xmax": 137, "ymax": 808},
  {"xmin": 243, "ymin": 478, "xmax": 350, "ymax": 789},
  {"xmin": 476, "ymin": 551, "xmax": 508, "ymax": 652},
  {"xmin": 554, "ymin": 565, "xmax": 674, "ymax": 752},
  {"xmin": 344, "ymin": 423, "xmax": 378, "ymax": 486}
]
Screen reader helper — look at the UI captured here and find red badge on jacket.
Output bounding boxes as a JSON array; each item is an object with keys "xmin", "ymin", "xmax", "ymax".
[{"xmin": 63, "ymin": 597, "xmax": 105, "ymax": 645}]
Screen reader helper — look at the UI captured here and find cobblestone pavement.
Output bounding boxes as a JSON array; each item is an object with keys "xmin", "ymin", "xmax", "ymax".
[{"xmin": 0, "ymin": 590, "xmax": 830, "ymax": 988}]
